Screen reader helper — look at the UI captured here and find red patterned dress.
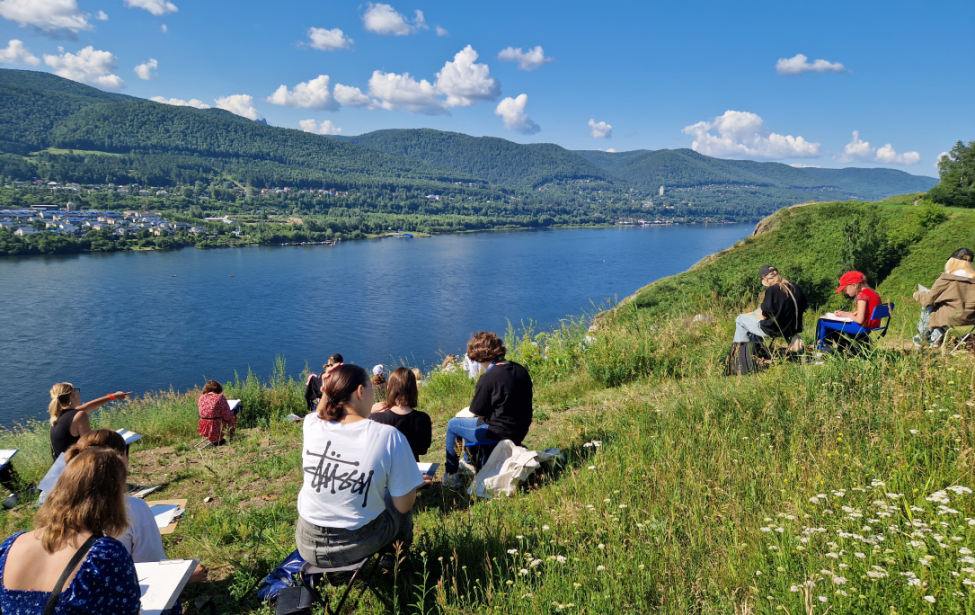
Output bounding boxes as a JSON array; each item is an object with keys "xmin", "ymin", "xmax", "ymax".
[{"xmin": 198, "ymin": 392, "xmax": 237, "ymax": 443}]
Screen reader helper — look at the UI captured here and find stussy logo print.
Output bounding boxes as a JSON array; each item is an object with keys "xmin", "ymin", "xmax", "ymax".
[{"xmin": 304, "ymin": 440, "xmax": 375, "ymax": 507}]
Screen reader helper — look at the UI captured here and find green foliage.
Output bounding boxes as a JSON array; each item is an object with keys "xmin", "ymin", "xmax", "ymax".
[{"xmin": 927, "ymin": 140, "xmax": 975, "ymax": 208}]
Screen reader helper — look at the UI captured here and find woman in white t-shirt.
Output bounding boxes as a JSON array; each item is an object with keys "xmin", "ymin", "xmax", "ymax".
[
  {"xmin": 64, "ymin": 431, "xmax": 208, "ymax": 581},
  {"xmin": 296, "ymin": 364, "xmax": 425, "ymax": 568}
]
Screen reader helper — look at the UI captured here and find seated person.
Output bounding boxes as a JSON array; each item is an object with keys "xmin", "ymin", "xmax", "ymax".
[
  {"xmin": 817, "ymin": 271, "xmax": 883, "ymax": 350},
  {"xmin": 370, "ymin": 368, "xmax": 433, "ymax": 462},
  {"xmin": 732, "ymin": 265, "xmax": 807, "ymax": 348},
  {"xmin": 304, "ymin": 354, "xmax": 344, "ymax": 412},
  {"xmin": 0, "ymin": 448, "xmax": 141, "ymax": 614},
  {"xmin": 296, "ymin": 365, "xmax": 424, "ymax": 568},
  {"xmin": 64, "ymin": 430, "xmax": 206, "ymax": 584},
  {"xmin": 372, "ymin": 365, "xmax": 387, "ymax": 402},
  {"xmin": 198, "ymin": 380, "xmax": 237, "ymax": 444},
  {"xmin": 48, "ymin": 382, "xmax": 132, "ymax": 460},
  {"xmin": 442, "ymin": 332, "xmax": 534, "ymax": 489},
  {"xmin": 913, "ymin": 248, "xmax": 975, "ymax": 347}
]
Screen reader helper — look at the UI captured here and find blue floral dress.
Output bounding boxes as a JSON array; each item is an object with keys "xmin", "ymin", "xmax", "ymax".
[{"xmin": 0, "ymin": 532, "xmax": 141, "ymax": 614}]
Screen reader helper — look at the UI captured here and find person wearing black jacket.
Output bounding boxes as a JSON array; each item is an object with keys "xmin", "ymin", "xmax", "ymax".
[
  {"xmin": 441, "ymin": 332, "xmax": 533, "ymax": 489},
  {"xmin": 733, "ymin": 265, "xmax": 808, "ymax": 344}
]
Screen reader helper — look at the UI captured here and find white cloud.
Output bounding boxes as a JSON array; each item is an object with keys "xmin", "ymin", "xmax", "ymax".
[
  {"xmin": 44, "ymin": 46, "xmax": 124, "ymax": 90},
  {"xmin": 836, "ymin": 130, "xmax": 919, "ymax": 165},
  {"xmin": 362, "ymin": 3, "xmax": 426, "ymax": 36},
  {"xmin": 300, "ymin": 119, "xmax": 342, "ymax": 135},
  {"xmin": 160, "ymin": 23, "xmax": 167, "ymax": 33},
  {"xmin": 588, "ymin": 119, "xmax": 612, "ymax": 139},
  {"xmin": 134, "ymin": 58, "xmax": 157, "ymax": 80},
  {"xmin": 333, "ymin": 83, "xmax": 374, "ymax": 108},
  {"xmin": 434, "ymin": 45, "xmax": 500, "ymax": 107},
  {"xmin": 307, "ymin": 27, "xmax": 353, "ymax": 51},
  {"xmin": 435, "ymin": 25, "xmax": 448, "ymax": 36},
  {"xmin": 95, "ymin": 10, "xmax": 107, "ymax": 20},
  {"xmin": 495, "ymin": 94, "xmax": 540, "ymax": 135},
  {"xmin": 934, "ymin": 151, "xmax": 949, "ymax": 169},
  {"xmin": 876, "ymin": 143, "xmax": 920, "ymax": 165},
  {"xmin": 682, "ymin": 110, "xmax": 820, "ymax": 158},
  {"xmin": 497, "ymin": 45, "xmax": 554, "ymax": 71},
  {"xmin": 0, "ymin": 0, "xmax": 91, "ymax": 34},
  {"xmin": 0, "ymin": 39, "xmax": 40, "ymax": 66},
  {"xmin": 215, "ymin": 94, "xmax": 262, "ymax": 121},
  {"xmin": 151, "ymin": 95, "xmax": 210, "ymax": 109},
  {"xmin": 266, "ymin": 75, "xmax": 338, "ymax": 111},
  {"xmin": 123, "ymin": 0, "xmax": 177, "ymax": 16},
  {"xmin": 368, "ymin": 70, "xmax": 444, "ymax": 114},
  {"xmin": 776, "ymin": 53, "xmax": 846, "ymax": 76}
]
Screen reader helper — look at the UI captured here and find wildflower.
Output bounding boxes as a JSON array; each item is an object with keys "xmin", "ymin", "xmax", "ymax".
[
  {"xmin": 507, "ymin": 549, "xmax": 519, "ymax": 555},
  {"xmin": 573, "ymin": 582, "xmax": 581, "ymax": 588},
  {"xmin": 506, "ymin": 580, "xmax": 513, "ymax": 585},
  {"xmin": 923, "ymin": 595, "xmax": 935, "ymax": 603},
  {"xmin": 516, "ymin": 535, "xmax": 524, "ymax": 539},
  {"xmin": 618, "ymin": 504, "xmax": 627, "ymax": 509},
  {"xmin": 755, "ymin": 571, "xmax": 762, "ymax": 576},
  {"xmin": 603, "ymin": 499, "xmax": 611, "ymax": 503},
  {"xmin": 818, "ymin": 596, "xmax": 827, "ymax": 603},
  {"xmin": 961, "ymin": 548, "xmax": 973, "ymax": 555},
  {"xmin": 597, "ymin": 565, "xmax": 606, "ymax": 571},
  {"xmin": 530, "ymin": 559, "xmax": 542, "ymax": 568},
  {"xmin": 519, "ymin": 569, "xmax": 529, "ymax": 576},
  {"xmin": 588, "ymin": 466, "xmax": 596, "ymax": 470},
  {"xmin": 947, "ymin": 485, "xmax": 973, "ymax": 495},
  {"xmin": 556, "ymin": 555, "xmax": 567, "ymax": 563},
  {"xmin": 910, "ymin": 430, "xmax": 918, "ymax": 435},
  {"xmin": 542, "ymin": 525, "xmax": 550, "ymax": 531},
  {"xmin": 638, "ymin": 564, "xmax": 645, "ymax": 570},
  {"xmin": 789, "ymin": 585, "xmax": 800, "ymax": 593},
  {"xmin": 854, "ymin": 552, "xmax": 866, "ymax": 559}
]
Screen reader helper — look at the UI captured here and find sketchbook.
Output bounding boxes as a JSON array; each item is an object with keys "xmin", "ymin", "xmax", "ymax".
[
  {"xmin": 417, "ymin": 462, "xmax": 439, "ymax": 476},
  {"xmin": 146, "ymin": 499, "xmax": 188, "ymax": 535},
  {"xmin": 227, "ymin": 399, "xmax": 241, "ymax": 414},
  {"xmin": 918, "ymin": 284, "xmax": 930, "ymax": 293},
  {"xmin": 455, "ymin": 407, "xmax": 476, "ymax": 418},
  {"xmin": 38, "ymin": 453, "xmax": 67, "ymax": 493},
  {"xmin": 0, "ymin": 449, "xmax": 17, "ymax": 470},
  {"xmin": 135, "ymin": 559, "xmax": 199, "ymax": 615},
  {"xmin": 116, "ymin": 428, "xmax": 144, "ymax": 445},
  {"xmin": 149, "ymin": 503, "xmax": 181, "ymax": 529},
  {"xmin": 822, "ymin": 312, "xmax": 854, "ymax": 323}
]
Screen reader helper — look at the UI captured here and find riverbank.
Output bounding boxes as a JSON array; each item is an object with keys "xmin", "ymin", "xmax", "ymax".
[{"xmin": 1, "ymin": 195, "xmax": 972, "ymax": 614}]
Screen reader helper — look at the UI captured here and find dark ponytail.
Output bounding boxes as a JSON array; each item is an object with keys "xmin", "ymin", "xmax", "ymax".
[{"xmin": 317, "ymin": 364, "xmax": 369, "ymax": 421}]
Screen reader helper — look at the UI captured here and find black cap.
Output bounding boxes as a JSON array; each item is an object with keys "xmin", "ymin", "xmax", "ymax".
[
  {"xmin": 951, "ymin": 248, "xmax": 973, "ymax": 262},
  {"xmin": 759, "ymin": 264, "xmax": 778, "ymax": 278}
]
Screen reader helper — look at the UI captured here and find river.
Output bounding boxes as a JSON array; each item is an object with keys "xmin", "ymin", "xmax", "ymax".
[{"xmin": 0, "ymin": 225, "xmax": 748, "ymax": 426}]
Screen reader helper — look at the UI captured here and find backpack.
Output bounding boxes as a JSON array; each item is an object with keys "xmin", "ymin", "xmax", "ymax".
[
  {"xmin": 257, "ymin": 549, "xmax": 306, "ymax": 603},
  {"xmin": 724, "ymin": 341, "xmax": 771, "ymax": 376}
]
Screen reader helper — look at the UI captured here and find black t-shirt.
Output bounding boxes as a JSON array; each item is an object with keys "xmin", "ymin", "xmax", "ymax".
[
  {"xmin": 50, "ymin": 409, "xmax": 81, "ymax": 460},
  {"xmin": 369, "ymin": 409, "xmax": 432, "ymax": 461},
  {"xmin": 469, "ymin": 360, "xmax": 533, "ymax": 444},
  {"xmin": 760, "ymin": 282, "xmax": 808, "ymax": 338}
]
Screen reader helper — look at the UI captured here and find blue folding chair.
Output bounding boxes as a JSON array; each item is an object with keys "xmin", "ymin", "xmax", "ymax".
[{"xmin": 816, "ymin": 303, "xmax": 894, "ymax": 351}]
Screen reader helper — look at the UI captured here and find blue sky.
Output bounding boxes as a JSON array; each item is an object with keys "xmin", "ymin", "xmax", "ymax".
[{"xmin": 1, "ymin": 0, "xmax": 972, "ymax": 177}]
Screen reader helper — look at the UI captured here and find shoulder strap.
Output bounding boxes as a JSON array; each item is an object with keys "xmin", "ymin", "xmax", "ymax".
[{"xmin": 42, "ymin": 534, "xmax": 98, "ymax": 615}]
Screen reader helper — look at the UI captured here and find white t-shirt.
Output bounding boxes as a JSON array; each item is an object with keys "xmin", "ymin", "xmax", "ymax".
[
  {"xmin": 118, "ymin": 495, "xmax": 167, "ymax": 563},
  {"xmin": 297, "ymin": 415, "xmax": 424, "ymax": 530}
]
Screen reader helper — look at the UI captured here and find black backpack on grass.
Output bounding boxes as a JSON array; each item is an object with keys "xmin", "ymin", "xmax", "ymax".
[{"xmin": 724, "ymin": 341, "xmax": 772, "ymax": 376}]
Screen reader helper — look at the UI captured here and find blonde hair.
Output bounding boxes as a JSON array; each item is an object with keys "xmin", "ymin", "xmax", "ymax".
[
  {"xmin": 34, "ymin": 448, "xmax": 128, "ymax": 553},
  {"xmin": 49, "ymin": 382, "xmax": 75, "ymax": 425},
  {"xmin": 946, "ymin": 258, "xmax": 975, "ymax": 278}
]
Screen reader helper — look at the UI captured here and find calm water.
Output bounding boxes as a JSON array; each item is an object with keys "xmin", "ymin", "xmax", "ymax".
[{"xmin": 0, "ymin": 225, "xmax": 747, "ymax": 426}]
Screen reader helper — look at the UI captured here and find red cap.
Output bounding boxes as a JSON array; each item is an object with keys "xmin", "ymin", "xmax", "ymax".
[{"xmin": 836, "ymin": 271, "xmax": 867, "ymax": 293}]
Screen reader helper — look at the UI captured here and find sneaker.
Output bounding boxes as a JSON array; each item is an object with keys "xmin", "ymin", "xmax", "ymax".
[{"xmin": 441, "ymin": 473, "xmax": 464, "ymax": 489}]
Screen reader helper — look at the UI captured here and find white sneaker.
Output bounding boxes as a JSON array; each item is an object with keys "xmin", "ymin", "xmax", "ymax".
[{"xmin": 441, "ymin": 473, "xmax": 465, "ymax": 489}]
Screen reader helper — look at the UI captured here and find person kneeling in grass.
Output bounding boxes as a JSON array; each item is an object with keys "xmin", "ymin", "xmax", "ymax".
[
  {"xmin": 732, "ymin": 265, "xmax": 808, "ymax": 349},
  {"xmin": 441, "ymin": 332, "xmax": 534, "ymax": 489}
]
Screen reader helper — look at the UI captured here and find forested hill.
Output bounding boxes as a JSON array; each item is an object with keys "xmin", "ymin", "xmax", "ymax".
[
  {"xmin": 575, "ymin": 148, "xmax": 938, "ymax": 199},
  {"xmin": 0, "ymin": 69, "xmax": 474, "ymax": 188},
  {"xmin": 0, "ymin": 68, "xmax": 941, "ymax": 220},
  {"xmin": 340, "ymin": 129, "xmax": 610, "ymax": 188}
]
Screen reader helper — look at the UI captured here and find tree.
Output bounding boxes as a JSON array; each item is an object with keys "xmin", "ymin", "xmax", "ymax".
[{"xmin": 927, "ymin": 140, "xmax": 975, "ymax": 208}]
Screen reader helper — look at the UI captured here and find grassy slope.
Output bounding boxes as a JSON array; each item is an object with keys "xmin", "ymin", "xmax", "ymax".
[{"xmin": 2, "ymin": 198, "xmax": 975, "ymax": 614}]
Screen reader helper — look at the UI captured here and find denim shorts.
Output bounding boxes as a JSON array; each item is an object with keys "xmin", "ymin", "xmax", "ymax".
[{"xmin": 295, "ymin": 493, "xmax": 414, "ymax": 568}]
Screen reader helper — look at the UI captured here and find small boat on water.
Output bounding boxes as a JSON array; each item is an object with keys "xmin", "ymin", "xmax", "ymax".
[{"xmin": 402, "ymin": 233, "xmax": 414, "ymax": 238}]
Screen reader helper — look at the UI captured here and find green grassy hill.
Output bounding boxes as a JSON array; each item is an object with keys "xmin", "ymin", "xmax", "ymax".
[{"xmin": 1, "ymin": 196, "xmax": 973, "ymax": 614}]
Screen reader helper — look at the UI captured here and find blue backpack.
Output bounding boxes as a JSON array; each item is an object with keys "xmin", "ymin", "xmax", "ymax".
[{"xmin": 257, "ymin": 549, "xmax": 306, "ymax": 602}]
